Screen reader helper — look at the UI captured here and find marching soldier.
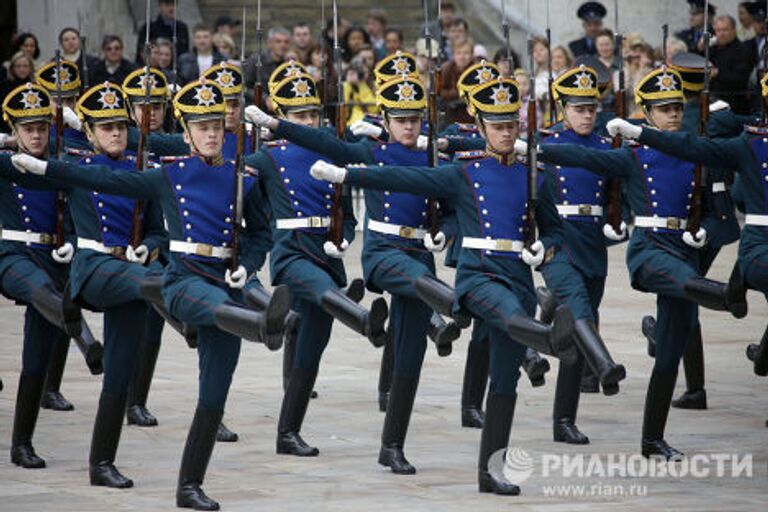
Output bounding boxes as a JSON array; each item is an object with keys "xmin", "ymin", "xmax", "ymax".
[
  {"xmin": 201, "ymin": 62, "xmax": 254, "ymax": 160},
  {"xmin": 535, "ymin": 67, "xmax": 747, "ymax": 459},
  {"xmin": 14, "ymin": 79, "xmax": 292, "ymax": 509},
  {"xmin": 243, "ymin": 72, "xmax": 389, "ymax": 459},
  {"xmin": 306, "ymin": 77, "xmax": 578, "ymax": 494},
  {"xmin": 1, "ymin": 83, "xmax": 101, "ymax": 469}
]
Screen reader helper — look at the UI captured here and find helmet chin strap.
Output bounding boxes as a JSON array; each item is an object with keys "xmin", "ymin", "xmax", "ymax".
[
  {"xmin": 182, "ymin": 118, "xmax": 224, "ymax": 166},
  {"xmin": 11, "ymin": 121, "xmax": 51, "ymax": 158},
  {"xmin": 476, "ymin": 116, "xmax": 514, "ymax": 165}
]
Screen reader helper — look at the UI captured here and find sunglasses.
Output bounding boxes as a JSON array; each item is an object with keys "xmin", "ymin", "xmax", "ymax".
[{"xmin": 105, "ymin": 45, "xmax": 122, "ymax": 52}]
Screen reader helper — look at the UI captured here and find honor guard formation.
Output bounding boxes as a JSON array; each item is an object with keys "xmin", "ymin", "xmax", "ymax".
[{"xmin": 0, "ymin": 0, "xmax": 766, "ymax": 510}]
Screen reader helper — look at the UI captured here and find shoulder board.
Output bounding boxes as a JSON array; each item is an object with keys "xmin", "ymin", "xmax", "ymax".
[
  {"xmin": 245, "ymin": 164, "xmax": 259, "ymax": 176},
  {"xmin": 455, "ymin": 150, "xmax": 485, "ymax": 160},
  {"xmin": 160, "ymin": 155, "xmax": 189, "ymax": 163},
  {"xmin": 456, "ymin": 123, "xmax": 478, "ymax": 132},
  {"xmin": 265, "ymin": 139, "xmax": 288, "ymax": 148},
  {"xmin": 0, "ymin": 149, "xmax": 14, "ymax": 155},
  {"xmin": 438, "ymin": 152, "xmax": 451, "ymax": 161},
  {"xmin": 514, "ymin": 155, "xmax": 546, "ymax": 171},
  {"xmin": 744, "ymin": 124, "xmax": 768, "ymax": 136},
  {"xmin": 538, "ymin": 127, "xmax": 558, "ymax": 137},
  {"xmin": 66, "ymin": 147, "xmax": 94, "ymax": 157},
  {"xmin": 626, "ymin": 140, "xmax": 642, "ymax": 148},
  {"xmin": 599, "ymin": 136, "xmax": 611, "ymax": 145}
]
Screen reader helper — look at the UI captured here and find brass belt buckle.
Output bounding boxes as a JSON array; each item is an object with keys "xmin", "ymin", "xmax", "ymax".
[
  {"xmin": 39, "ymin": 233, "xmax": 54, "ymax": 245},
  {"xmin": 666, "ymin": 217, "xmax": 681, "ymax": 230},
  {"xmin": 495, "ymin": 239, "xmax": 514, "ymax": 251},
  {"xmin": 399, "ymin": 226, "xmax": 414, "ymax": 238},
  {"xmin": 578, "ymin": 204, "xmax": 592, "ymax": 215},
  {"xmin": 195, "ymin": 244, "xmax": 213, "ymax": 257},
  {"xmin": 308, "ymin": 217, "xmax": 324, "ymax": 228},
  {"xmin": 112, "ymin": 246, "xmax": 126, "ymax": 257}
]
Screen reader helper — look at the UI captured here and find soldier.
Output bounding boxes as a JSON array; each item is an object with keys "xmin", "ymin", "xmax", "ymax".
[
  {"xmin": 33, "ymin": 59, "xmax": 90, "ymax": 411},
  {"xmin": 568, "ymin": 2, "xmax": 607, "ymax": 58},
  {"xmin": 0, "ymin": 83, "xmax": 101, "ymax": 469},
  {"xmin": 306, "ymin": 77, "xmax": 578, "ymax": 494},
  {"xmin": 14, "ymin": 79, "xmax": 292, "ymax": 509},
  {"xmin": 675, "ymin": 0, "xmax": 716, "ymax": 55},
  {"xmin": 639, "ymin": 52, "xmax": 746, "ymax": 410},
  {"xmin": 243, "ymin": 72, "xmax": 389, "ymax": 459},
  {"xmin": 534, "ymin": 67, "xmax": 747, "ymax": 459},
  {"xmin": 201, "ymin": 62, "xmax": 253, "ymax": 160},
  {"xmin": 536, "ymin": 65, "xmax": 627, "ymax": 445}
]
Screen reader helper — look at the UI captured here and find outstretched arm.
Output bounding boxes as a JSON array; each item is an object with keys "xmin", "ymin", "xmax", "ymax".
[
  {"xmin": 343, "ymin": 162, "xmax": 463, "ymax": 199},
  {"xmin": 0, "ymin": 154, "xmax": 68, "ymax": 190},
  {"xmin": 539, "ymin": 143, "xmax": 635, "ymax": 178},
  {"xmin": 638, "ymin": 128, "xmax": 750, "ymax": 170},
  {"xmin": 274, "ymin": 120, "xmax": 372, "ymax": 164},
  {"xmin": 45, "ymin": 160, "xmax": 163, "ymax": 199}
]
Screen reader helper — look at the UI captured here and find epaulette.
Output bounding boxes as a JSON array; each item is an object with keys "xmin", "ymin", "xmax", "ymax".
[
  {"xmin": 599, "ymin": 136, "xmax": 611, "ymax": 145},
  {"xmin": 515, "ymin": 155, "xmax": 546, "ymax": 171},
  {"xmin": 245, "ymin": 164, "xmax": 259, "ymax": 176},
  {"xmin": 438, "ymin": 152, "xmax": 451, "ymax": 161},
  {"xmin": 455, "ymin": 122, "xmax": 479, "ymax": 132},
  {"xmin": 160, "ymin": 155, "xmax": 190, "ymax": 163},
  {"xmin": 0, "ymin": 149, "xmax": 14, "ymax": 155},
  {"xmin": 66, "ymin": 147, "xmax": 94, "ymax": 158},
  {"xmin": 265, "ymin": 139, "xmax": 288, "ymax": 147},
  {"xmin": 744, "ymin": 124, "xmax": 768, "ymax": 136},
  {"xmin": 538, "ymin": 127, "xmax": 557, "ymax": 137},
  {"xmin": 626, "ymin": 140, "xmax": 642, "ymax": 148},
  {"xmin": 455, "ymin": 150, "xmax": 485, "ymax": 160}
]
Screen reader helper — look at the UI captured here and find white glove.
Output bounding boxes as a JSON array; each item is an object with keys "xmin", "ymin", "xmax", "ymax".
[
  {"xmin": 11, "ymin": 153, "xmax": 48, "ymax": 175},
  {"xmin": 244, "ymin": 105, "xmax": 275, "ymax": 128},
  {"xmin": 225, "ymin": 265, "xmax": 248, "ymax": 289},
  {"xmin": 0, "ymin": 133, "xmax": 10, "ymax": 147},
  {"xmin": 62, "ymin": 106, "xmax": 82, "ymax": 131},
  {"xmin": 709, "ymin": 100, "xmax": 730, "ymax": 112},
  {"xmin": 416, "ymin": 134, "xmax": 429, "ymax": 151},
  {"xmin": 350, "ymin": 120, "xmax": 383, "ymax": 139},
  {"xmin": 514, "ymin": 138, "xmax": 528, "ymax": 155},
  {"xmin": 521, "ymin": 240, "xmax": 545, "ymax": 267},
  {"xmin": 602, "ymin": 221, "xmax": 627, "ymax": 241},
  {"xmin": 51, "ymin": 242, "xmax": 74, "ymax": 264},
  {"xmin": 323, "ymin": 239, "xmax": 349, "ymax": 259},
  {"xmin": 126, "ymin": 244, "xmax": 149, "ymax": 265},
  {"xmin": 310, "ymin": 160, "xmax": 347, "ymax": 183},
  {"xmin": 606, "ymin": 118, "xmax": 642, "ymax": 139},
  {"xmin": 682, "ymin": 227, "xmax": 707, "ymax": 248},
  {"xmin": 423, "ymin": 231, "xmax": 446, "ymax": 252}
]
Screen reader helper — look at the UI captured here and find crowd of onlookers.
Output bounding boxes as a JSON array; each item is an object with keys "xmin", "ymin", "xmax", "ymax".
[{"xmin": 3, "ymin": 0, "xmax": 768, "ymax": 132}]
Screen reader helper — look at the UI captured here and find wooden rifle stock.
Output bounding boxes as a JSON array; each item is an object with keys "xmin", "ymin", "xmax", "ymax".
[
  {"xmin": 54, "ymin": 93, "xmax": 65, "ymax": 249},
  {"xmin": 525, "ymin": 96, "xmax": 538, "ymax": 248},
  {"xmin": 427, "ymin": 70, "xmax": 441, "ymax": 238},
  {"xmin": 327, "ymin": 103, "xmax": 346, "ymax": 246},
  {"xmin": 129, "ymin": 101, "xmax": 151, "ymax": 249},
  {"xmin": 687, "ymin": 90, "xmax": 709, "ymax": 233},
  {"xmin": 605, "ymin": 89, "xmax": 625, "ymax": 232},
  {"xmin": 250, "ymin": 82, "xmax": 263, "ymax": 153},
  {"xmin": 231, "ymin": 121, "xmax": 246, "ymax": 271}
]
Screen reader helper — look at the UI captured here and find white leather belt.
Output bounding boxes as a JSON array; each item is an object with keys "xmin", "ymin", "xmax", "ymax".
[
  {"xmin": 0, "ymin": 229, "xmax": 57, "ymax": 245},
  {"xmin": 276, "ymin": 217, "xmax": 330, "ymax": 230},
  {"xmin": 745, "ymin": 214, "xmax": 768, "ymax": 226},
  {"xmin": 556, "ymin": 204, "xmax": 604, "ymax": 217},
  {"xmin": 711, "ymin": 182, "xmax": 726, "ymax": 193},
  {"xmin": 368, "ymin": 219, "xmax": 427, "ymax": 239},
  {"xmin": 462, "ymin": 237, "xmax": 524, "ymax": 252},
  {"xmin": 77, "ymin": 237, "xmax": 126, "ymax": 256},
  {"xmin": 634, "ymin": 216, "xmax": 688, "ymax": 230},
  {"xmin": 169, "ymin": 240, "xmax": 232, "ymax": 259}
]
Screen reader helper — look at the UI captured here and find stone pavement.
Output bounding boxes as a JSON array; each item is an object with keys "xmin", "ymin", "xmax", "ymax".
[{"xmin": 0, "ymin": 243, "xmax": 766, "ymax": 511}]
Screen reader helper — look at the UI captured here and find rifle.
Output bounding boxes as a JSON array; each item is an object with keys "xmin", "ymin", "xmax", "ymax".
[
  {"xmin": 320, "ymin": 0, "xmax": 330, "ymax": 124},
  {"xmin": 661, "ymin": 24, "xmax": 669, "ymax": 65},
  {"xmin": 605, "ymin": 0, "xmax": 625, "ymax": 234},
  {"xmin": 687, "ymin": 0, "xmax": 711, "ymax": 234},
  {"xmin": 78, "ymin": 11, "xmax": 89, "ymax": 90},
  {"xmin": 424, "ymin": 0, "xmax": 440, "ymax": 237},
  {"xmin": 546, "ymin": 0, "xmax": 556, "ymax": 126},
  {"xmin": 53, "ymin": 47, "xmax": 65, "ymax": 249},
  {"xmin": 231, "ymin": 5, "xmax": 248, "ymax": 272},
  {"xmin": 251, "ymin": 0, "xmax": 263, "ymax": 153},
  {"xmin": 762, "ymin": 0, "xmax": 768, "ymax": 125},
  {"xmin": 327, "ymin": 0, "xmax": 345, "ymax": 247},
  {"xmin": 171, "ymin": 0, "xmax": 179, "ymax": 132},
  {"xmin": 129, "ymin": 0, "xmax": 153, "ymax": 249},
  {"xmin": 524, "ymin": 0, "xmax": 538, "ymax": 248}
]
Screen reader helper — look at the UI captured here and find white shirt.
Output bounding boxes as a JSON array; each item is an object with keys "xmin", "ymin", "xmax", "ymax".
[{"xmin": 197, "ymin": 53, "xmax": 214, "ymax": 75}]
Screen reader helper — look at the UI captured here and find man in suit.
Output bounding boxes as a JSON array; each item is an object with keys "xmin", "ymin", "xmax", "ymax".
[
  {"xmin": 568, "ymin": 2, "xmax": 607, "ymax": 58},
  {"xmin": 177, "ymin": 25, "xmax": 225, "ymax": 86},
  {"xmin": 135, "ymin": 0, "xmax": 190, "ymax": 66},
  {"xmin": 676, "ymin": 0, "xmax": 717, "ymax": 55}
]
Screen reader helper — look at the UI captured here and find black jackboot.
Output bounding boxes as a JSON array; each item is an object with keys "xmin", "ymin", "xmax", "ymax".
[
  {"xmin": 140, "ymin": 276, "xmax": 198, "ymax": 348},
  {"xmin": 521, "ymin": 348, "xmax": 550, "ymax": 387},
  {"xmin": 746, "ymin": 324, "xmax": 768, "ymax": 377},
  {"xmin": 536, "ymin": 286, "xmax": 558, "ymax": 325},
  {"xmin": 319, "ymin": 290, "xmax": 388, "ymax": 347},
  {"xmin": 428, "ymin": 312, "xmax": 460, "ymax": 357},
  {"xmin": 379, "ymin": 375, "xmax": 420, "ymax": 474},
  {"xmin": 89, "ymin": 392, "xmax": 133, "ymax": 488},
  {"xmin": 277, "ymin": 367, "xmax": 320, "ymax": 456},
  {"xmin": 573, "ymin": 319, "xmax": 626, "ymax": 396},
  {"xmin": 213, "ymin": 285, "xmax": 291, "ymax": 350},
  {"xmin": 414, "ymin": 274, "xmax": 472, "ymax": 328},
  {"xmin": 73, "ymin": 319, "xmax": 104, "ymax": 375},
  {"xmin": 641, "ymin": 315, "xmax": 657, "ymax": 358},
  {"xmin": 126, "ymin": 341, "xmax": 161, "ymax": 427},
  {"xmin": 683, "ymin": 264, "xmax": 747, "ymax": 319},
  {"xmin": 377, "ymin": 327, "xmax": 394, "ymax": 412},
  {"xmin": 177, "ymin": 407, "xmax": 224, "ymax": 510},
  {"xmin": 672, "ymin": 325, "xmax": 707, "ymax": 409},
  {"xmin": 11, "ymin": 375, "xmax": 46, "ymax": 468},
  {"xmin": 506, "ymin": 306, "xmax": 577, "ymax": 364},
  {"xmin": 553, "ymin": 354, "xmax": 589, "ymax": 444},
  {"xmin": 478, "ymin": 393, "xmax": 520, "ymax": 495},
  {"xmin": 461, "ymin": 340, "xmax": 489, "ymax": 428},
  {"xmin": 41, "ymin": 337, "xmax": 73, "ymax": 411},
  {"xmin": 216, "ymin": 422, "xmax": 238, "ymax": 443},
  {"xmin": 641, "ymin": 371, "xmax": 683, "ymax": 461}
]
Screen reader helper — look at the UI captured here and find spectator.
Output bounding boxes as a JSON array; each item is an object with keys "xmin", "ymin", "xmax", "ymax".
[
  {"xmin": 213, "ymin": 33, "xmax": 237, "ymax": 61},
  {"xmin": 550, "ymin": 45, "xmax": 573, "ymax": 77},
  {"xmin": 366, "ymin": 9, "xmax": 387, "ymax": 61},
  {"xmin": 710, "ymin": 14, "xmax": 755, "ymax": 114},
  {"xmin": 306, "ymin": 42, "xmax": 325, "ymax": 83},
  {"xmin": 90, "ymin": 35, "xmax": 136, "ymax": 85},
  {"xmin": 738, "ymin": 1, "xmax": 756, "ymax": 41},
  {"xmin": 531, "ymin": 37, "xmax": 550, "ymax": 99},
  {"xmin": 383, "ymin": 28, "xmax": 403, "ymax": 57},
  {"xmin": 595, "ymin": 29, "xmax": 618, "ymax": 72},
  {"xmin": 177, "ymin": 25, "xmax": 225, "ymax": 86},
  {"xmin": 136, "ymin": 0, "xmax": 189, "ymax": 65},
  {"xmin": 343, "ymin": 48, "xmax": 377, "ymax": 124},
  {"xmin": 624, "ymin": 39, "xmax": 655, "ymax": 118},
  {"xmin": 6, "ymin": 32, "xmax": 43, "ymax": 72},
  {"xmin": 291, "ymin": 22, "xmax": 313, "ymax": 65},
  {"xmin": 243, "ymin": 27, "xmax": 290, "ymax": 91},
  {"xmin": 447, "ymin": 18, "xmax": 469, "ymax": 58},
  {"xmin": 745, "ymin": 2, "xmax": 767, "ymax": 75},
  {"xmin": 58, "ymin": 28, "xmax": 99, "ymax": 86},
  {"xmin": 150, "ymin": 38, "xmax": 176, "ymax": 84},
  {"xmin": 0, "ymin": 52, "xmax": 36, "ymax": 131},
  {"xmin": 664, "ymin": 37, "xmax": 689, "ymax": 65},
  {"xmin": 440, "ymin": 39, "xmax": 475, "ymax": 124},
  {"xmin": 342, "ymin": 26, "xmax": 371, "ymax": 63},
  {"xmin": 492, "ymin": 47, "xmax": 521, "ymax": 78},
  {"xmin": 675, "ymin": 0, "xmax": 715, "ymax": 55},
  {"xmin": 568, "ymin": 1, "xmax": 607, "ymax": 57},
  {"xmin": 415, "ymin": 37, "xmax": 440, "ymax": 88},
  {"xmin": 422, "ymin": 1, "xmax": 455, "ymax": 60},
  {"xmin": 214, "ymin": 15, "xmax": 241, "ymax": 41}
]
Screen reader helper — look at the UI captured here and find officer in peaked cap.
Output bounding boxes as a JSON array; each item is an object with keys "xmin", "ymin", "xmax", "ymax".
[
  {"xmin": 676, "ymin": 0, "xmax": 717, "ymax": 54},
  {"xmin": 568, "ymin": 2, "xmax": 608, "ymax": 58}
]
